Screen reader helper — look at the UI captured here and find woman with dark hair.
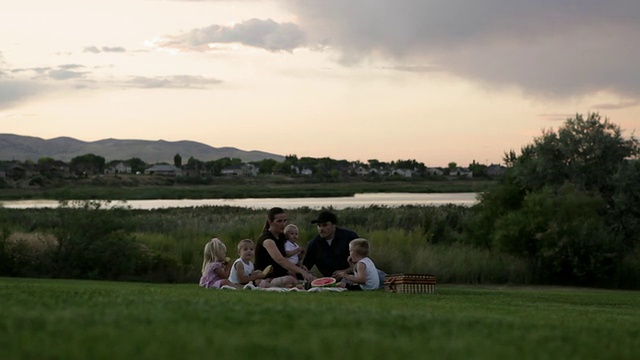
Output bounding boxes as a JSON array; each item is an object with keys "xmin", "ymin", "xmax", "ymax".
[{"xmin": 255, "ymin": 207, "xmax": 315, "ymax": 286}]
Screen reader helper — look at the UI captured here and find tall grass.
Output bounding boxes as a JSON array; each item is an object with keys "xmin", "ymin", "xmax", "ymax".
[
  {"xmin": 0, "ymin": 205, "xmax": 623, "ymax": 286},
  {"xmin": 366, "ymin": 229, "xmax": 529, "ymax": 284}
]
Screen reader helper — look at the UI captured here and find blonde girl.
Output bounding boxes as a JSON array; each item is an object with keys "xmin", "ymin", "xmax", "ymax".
[{"xmin": 199, "ymin": 238, "xmax": 242, "ymax": 289}]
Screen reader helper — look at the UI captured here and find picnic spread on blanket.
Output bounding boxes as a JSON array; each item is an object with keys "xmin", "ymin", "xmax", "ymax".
[{"xmin": 199, "ymin": 209, "xmax": 437, "ymax": 294}]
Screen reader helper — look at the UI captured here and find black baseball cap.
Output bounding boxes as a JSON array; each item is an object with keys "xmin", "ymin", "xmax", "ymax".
[{"xmin": 311, "ymin": 211, "xmax": 337, "ymax": 224}]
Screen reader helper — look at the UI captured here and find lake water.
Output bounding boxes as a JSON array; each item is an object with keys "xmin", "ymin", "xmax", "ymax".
[{"xmin": 0, "ymin": 192, "xmax": 478, "ymax": 210}]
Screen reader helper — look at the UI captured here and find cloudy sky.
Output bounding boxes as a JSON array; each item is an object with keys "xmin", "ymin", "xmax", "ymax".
[{"xmin": 1, "ymin": 0, "xmax": 639, "ymax": 167}]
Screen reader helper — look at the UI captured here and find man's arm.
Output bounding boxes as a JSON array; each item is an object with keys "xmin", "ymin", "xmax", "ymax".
[{"xmin": 302, "ymin": 238, "xmax": 317, "ymax": 271}]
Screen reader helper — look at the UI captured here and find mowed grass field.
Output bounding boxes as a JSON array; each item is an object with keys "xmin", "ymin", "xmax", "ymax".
[{"xmin": 1, "ymin": 278, "xmax": 638, "ymax": 360}]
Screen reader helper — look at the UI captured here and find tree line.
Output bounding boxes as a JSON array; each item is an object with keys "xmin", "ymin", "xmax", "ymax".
[{"xmin": 2, "ymin": 150, "xmax": 503, "ymax": 185}]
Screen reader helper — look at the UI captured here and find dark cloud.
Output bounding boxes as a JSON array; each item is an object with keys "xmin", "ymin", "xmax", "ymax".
[
  {"xmin": 286, "ymin": 0, "xmax": 640, "ymax": 99},
  {"xmin": 8, "ymin": 65, "xmax": 87, "ymax": 80},
  {"xmin": 83, "ymin": 46, "xmax": 127, "ymax": 53},
  {"xmin": 11, "ymin": 67, "xmax": 51, "ymax": 75},
  {"xmin": 102, "ymin": 46, "xmax": 126, "ymax": 53},
  {"xmin": 0, "ymin": 80, "xmax": 41, "ymax": 109},
  {"xmin": 385, "ymin": 65, "xmax": 439, "ymax": 73},
  {"xmin": 125, "ymin": 75, "xmax": 223, "ymax": 89},
  {"xmin": 59, "ymin": 64, "xmax": 85, "ymax": 70},
  {"xmin": 0, "ymin": 54, "xmax": 40, "ymax": 108},
  {"xmin": 537, "ymin": 114, "xmax": 574, "ymax": 122},
  {"xmin": 48, "ymin": 69, "xmax": 87, "ymax": 80},
  {"xmin": 159, "ymin": 18, "xmax": 306, "ymax": 52},
  {"xmin": 591, "ymin": 100, "xmax": 640, "ymax": 110},
  {"xmin": 83, "ymin": 46, "xmax": 101, "ymax": 53}
]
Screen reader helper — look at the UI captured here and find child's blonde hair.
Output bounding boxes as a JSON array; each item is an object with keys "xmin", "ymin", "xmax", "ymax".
[
  {"xmin": 284, "ymin": 224, "xmax": 298, "ymax": 237},
  {"xmin": 349, "ymin": 238, "xmax": 370, "ymax": 257},
  {"xmin": 201, "ymin": 238, "xmax": 227, "ymax": 274},
  {"xmin": 237, "ymin": 239, "xmax": 254, "ymax": 252}
]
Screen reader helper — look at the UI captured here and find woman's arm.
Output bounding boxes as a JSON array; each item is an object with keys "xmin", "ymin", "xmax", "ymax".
[{"xmin": 263, "ymin": 239, "xmax": 315, "ymax": 282}]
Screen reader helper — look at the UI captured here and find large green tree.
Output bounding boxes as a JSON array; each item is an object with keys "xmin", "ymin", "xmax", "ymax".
[
  {"xmin": 125, "ymin": 157, "xmax": 147, "ymax": 174},
  {"xmin": 470, "ymin": 113, "xmax": 639, "ymax": 286},
  {"xmin": 508, "ymin": 113, "xmax": 638, "ymax": 195},
  {"xmin": 70, "ymin": 153, "xmax": 106, "ymax": 175}
]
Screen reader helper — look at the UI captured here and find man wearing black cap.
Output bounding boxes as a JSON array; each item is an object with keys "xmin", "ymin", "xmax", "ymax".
[{"xmin": 303, "ymin": 210, "xmax": 359, "ymax": 278}]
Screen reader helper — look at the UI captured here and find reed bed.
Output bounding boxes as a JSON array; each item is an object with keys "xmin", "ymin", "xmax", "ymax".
[{"xmin": 1, "ymin": 204, "xmax": 531, "ymax": 285}]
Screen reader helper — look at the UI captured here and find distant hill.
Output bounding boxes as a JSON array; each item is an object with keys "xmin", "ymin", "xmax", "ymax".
[{"xmin": 0, "ymin": 134, "xmax": 285, "ymax": 163}]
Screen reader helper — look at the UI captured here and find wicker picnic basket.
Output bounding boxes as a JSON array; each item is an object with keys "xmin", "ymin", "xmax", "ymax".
[{"xmin": 384, "ymin": 273, "xmax": 437, "ymax": 294}]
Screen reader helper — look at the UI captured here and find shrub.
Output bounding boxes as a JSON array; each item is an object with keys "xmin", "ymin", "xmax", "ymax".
[
  {"xmin": 421, "ymin": 205, "xmax": 470, "ymax": 245},
  {"xmin": 52, "ymin": 201, "xmax": 141, "ymax": 280},
  {"xmin": 0, "ymin": 231, "xmax": 57, "ymax": 277},
  {"xmin": 133, "ymin": 250, "xmax": 184, "ymax": 283},
  {"xmin": 491, "ymin": 185, "xmax": 619, "ymax": 285},
  {"xmin": 618, "ymin": 246, "xmax": 640, "ymax": 289}
]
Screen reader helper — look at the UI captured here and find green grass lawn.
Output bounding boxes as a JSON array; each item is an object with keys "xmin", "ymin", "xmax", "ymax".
[{"xmin": 1, "ymin": 278, "xmax": 638, "ymax": 360}]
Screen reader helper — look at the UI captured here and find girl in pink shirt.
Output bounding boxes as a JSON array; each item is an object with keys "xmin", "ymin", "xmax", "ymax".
[{"xmin": 199, "ymin": 238, "xmax": 242, "ymax": 289}]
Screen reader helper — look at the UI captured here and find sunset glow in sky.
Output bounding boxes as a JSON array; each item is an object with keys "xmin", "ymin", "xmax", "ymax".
[{"xmin": 1, "ymin": 0, "xmax": 639, "ymax": 166}]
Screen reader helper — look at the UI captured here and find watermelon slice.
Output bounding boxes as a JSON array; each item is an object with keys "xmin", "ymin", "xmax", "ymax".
[{"xmin": 311, "ymin": 277, "xmax": 337, "ymax": 287}]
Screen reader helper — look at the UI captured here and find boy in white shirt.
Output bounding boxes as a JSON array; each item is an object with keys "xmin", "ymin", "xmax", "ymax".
[
  {"xmin": 229, "ymin": 239, "xmax": 271, "ymax": 288},
  {"xmin": 336, "ymin": 238, "xmax": 380, "ymax": 291}
]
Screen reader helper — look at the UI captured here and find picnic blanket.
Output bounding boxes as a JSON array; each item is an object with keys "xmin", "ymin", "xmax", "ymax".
[{"xmin": 220, "ymin": 284, "xmax": 346, "ymax": 292}]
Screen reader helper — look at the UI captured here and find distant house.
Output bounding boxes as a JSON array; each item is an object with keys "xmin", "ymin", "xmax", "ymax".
[
  {"xmin": 104, "ymin": 161, "xmax": 132, "ymax": 175},
  {"xmin": 221, "ymin": 163, "xmax": 258, "ymax": 177},
  {"xmin": 368, "ymin": 168, "xmax": 390, "ymax": 176},
  {"xmin": 145, "ymin": 164, "xmax": 182, "ymax": 176},
  {"xmin": 355, "ymin": 166, "xmax": 369, "ymax": 176},
  {"xmin": 244, "ymin": 164, "xmax": 259, "ymax": 176},
  {"xmin": 391, "ymin": 168, "xmax": 413, "ymax": 178},
  {"xmin": 485, "ymin": 164, "xmax": 507, "ymax": 178},
  {"xmin": 182, "ymin": 163, "xmax": 209, "ymax": 177},
  {"xmin": 38, "ymin": 160, "xmax": 71, "ymax": 178},
  {"xmin": 1, "ymin": 162, "xmax": 34, "ymax": 181},
  {"xmin": 301, "ymin": 168, "xmax": 313, "ymax": 176},
  {"xmin": 449, "ymin": 167, "xmax": 473, "ymax": 178},
  {"xmin": 427, "ymin": 167, "xmax": 444, "ymax": 176}
]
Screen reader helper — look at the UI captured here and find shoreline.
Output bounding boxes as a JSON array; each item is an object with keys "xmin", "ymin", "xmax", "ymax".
[{"xmin": 0, "ymin": 179, "xmax": 495, "ymax": 201}]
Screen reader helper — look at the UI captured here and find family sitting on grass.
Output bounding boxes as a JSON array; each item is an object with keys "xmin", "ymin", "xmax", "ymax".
[{"xmin": 199, "ymin": 208, "xmax": 381, "ymax": 291}]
